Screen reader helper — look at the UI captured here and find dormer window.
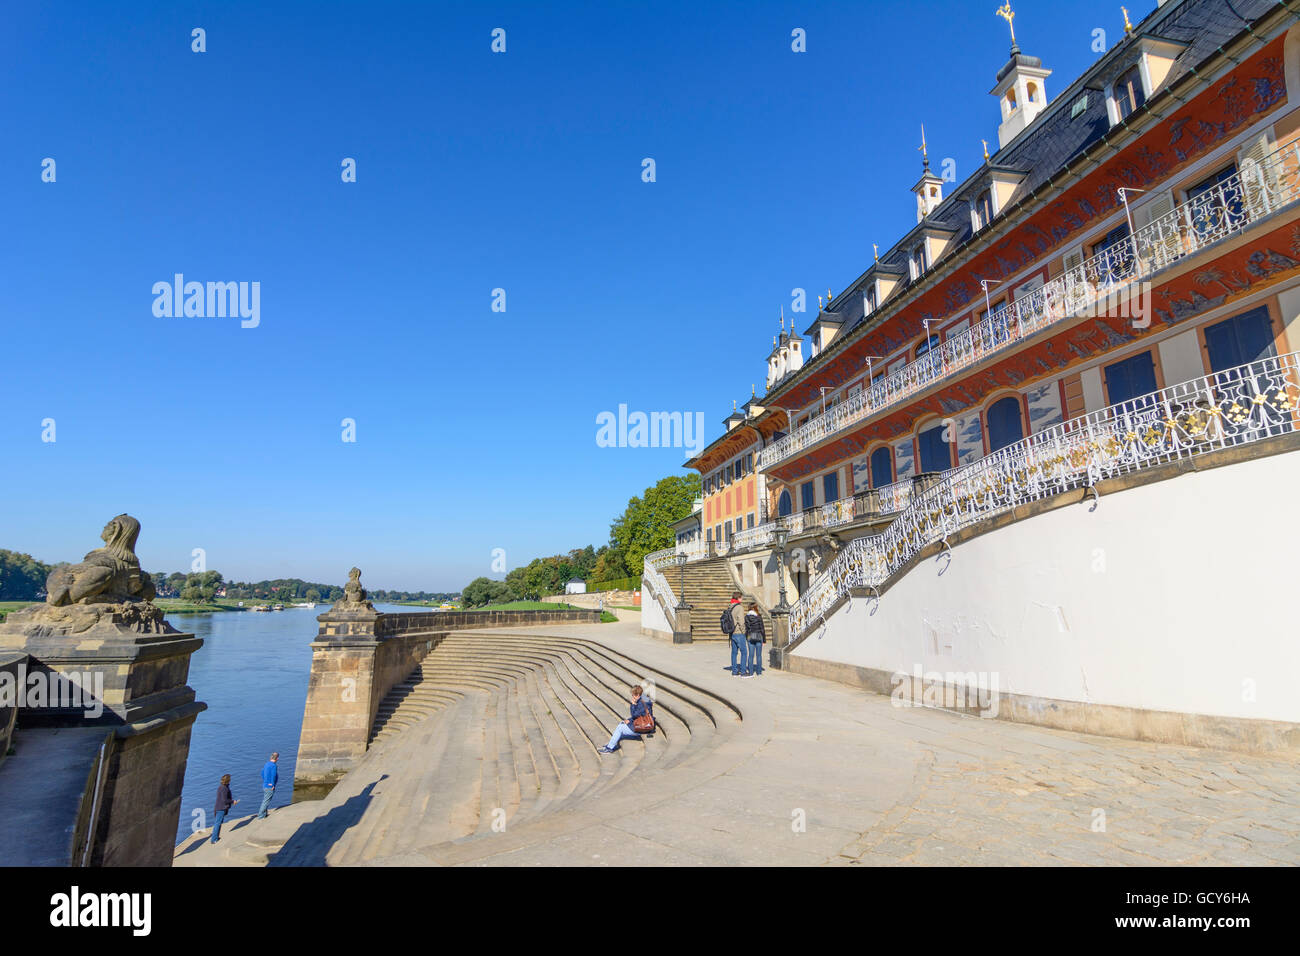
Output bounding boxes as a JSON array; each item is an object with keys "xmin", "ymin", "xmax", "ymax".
[
  {"xmin": 909, "ymin": 243, "xmax": 927, "ymax": 280},
  {"xmin": 1113, "ymin": 65, "xmax": 1146, "ymax": 120},
  {"xmin": 971, "ymin": 189, "xmax": 994, "ymax": 232}
]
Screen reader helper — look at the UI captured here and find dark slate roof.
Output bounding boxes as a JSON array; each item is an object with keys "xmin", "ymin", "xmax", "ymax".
[{"xmin": 799, "ymin": 0, "xmax": 1281, "ymax": 354}]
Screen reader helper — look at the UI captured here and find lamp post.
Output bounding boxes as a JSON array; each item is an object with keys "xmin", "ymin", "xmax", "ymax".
[
  {"xmin": 675, "ymin": 552, "xmax": 689, "ymax": 610},
  {"xmin": 770, "ymin": 526, "xmax": 792, "ymax": 669},
  {"xmin": 774, "ymin": 527, "xmax": 790, "ymax": 612},
  {"xmin": 672, "ymin": 552, "xmax": 693, "ymax": 644}
]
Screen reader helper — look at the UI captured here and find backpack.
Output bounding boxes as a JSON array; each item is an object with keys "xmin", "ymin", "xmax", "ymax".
[{"xmin": 720, "ymin": 603, "xmax": 737, "ymax": 634}]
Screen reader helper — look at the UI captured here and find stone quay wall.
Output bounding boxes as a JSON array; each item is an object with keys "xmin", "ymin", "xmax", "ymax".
[
  {"xmin": 383, "ymin": 608, "xmax": 603, "ymax": 631},
  {"xmin": 295, "ymin": 606, "xmax": 603, "ymax": 796},
  {"xmin": 541, "ymin": 591, "xmax": 639, "ymax": 609}
]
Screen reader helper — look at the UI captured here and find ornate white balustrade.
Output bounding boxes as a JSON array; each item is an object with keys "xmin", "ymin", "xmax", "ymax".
[
  {"xmin": 759, "ymin": 140, "xmax": 1300, "ymax": 472},
  {"xmin": 642, "ymin": 548, "xmax": 679, "ymax": 610},
  {"xmin": 788, "ymin": 352, "xmax": 1300, "ymax": 636}
]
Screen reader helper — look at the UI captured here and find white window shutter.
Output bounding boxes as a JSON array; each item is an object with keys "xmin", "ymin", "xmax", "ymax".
[{"xmin": 1237, "ymin": 129, "xmax": 1276, "ymax": 217}]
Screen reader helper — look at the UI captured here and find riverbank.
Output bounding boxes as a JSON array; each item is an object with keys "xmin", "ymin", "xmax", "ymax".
[
  {"xmin": 0, "ymin": 602, "xmax": 33, "ymax": 623},
  {"xmin": 0, "ymin": 598, "xmax": 322, "ymax": 620}
]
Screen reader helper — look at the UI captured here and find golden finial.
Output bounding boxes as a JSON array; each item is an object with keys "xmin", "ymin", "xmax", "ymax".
[
  {"xmin": 873, "ymin": 243, "xmax": 879, "ymax": 262},
  {"xmin": 918, "ymin": 124, "xmax": 928, "ymax": 161},
  {"xmin": 817, "ymin": 294, "xmax": 824, "ymax": 310},
  {"xmin": 995, "ymin": 2, "xmax": 1016, "ymax": 47},
  {"xmin": 826, "ymin": 288, "xmax": 833, "ymax": 305},
  {"xmin": 1121, "ymin": 6, "xmax": 1133, "ymax": 35},
  {"xmin": 982, "ymin": 138, "xmax": 990, "ymax": 161}
]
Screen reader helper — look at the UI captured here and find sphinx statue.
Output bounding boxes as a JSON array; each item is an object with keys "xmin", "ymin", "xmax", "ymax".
[
  {"xmin": 7, "ymin": 514, "xmax": 167, "ymax": 634},
  {"xmin": 47, "ymin": 514, "xmax": 157, "ymax": 606}
]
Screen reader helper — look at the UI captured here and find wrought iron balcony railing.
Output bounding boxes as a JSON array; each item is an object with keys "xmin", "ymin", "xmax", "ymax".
[
  {"xmin": 758, "ymin": 139, "xmax": 1300, "ymax": 472},
  {"xmin": 788, "ymin": 351, "xmax": 1300, "ymax": 636}
]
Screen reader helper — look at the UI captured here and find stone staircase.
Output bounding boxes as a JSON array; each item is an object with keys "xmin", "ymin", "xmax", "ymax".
[
  {"xmin": 680, "ymin": 556, "xmax": 772, "ymax": 642},
  {"xmin": 176, "ymin": 629, "xmax": 741, "ymax": 867}
]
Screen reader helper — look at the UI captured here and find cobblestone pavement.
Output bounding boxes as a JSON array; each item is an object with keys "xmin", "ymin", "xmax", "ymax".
[{"xmin": 832, "ymin": 734, "xmax": 1300, "ymax": 866}]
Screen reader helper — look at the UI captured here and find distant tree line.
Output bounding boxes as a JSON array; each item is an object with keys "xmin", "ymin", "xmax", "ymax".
[
  {"xmin": 460, "ymin": 473, "xmax": 700, "ymax": 607},
  {"xmin": 0, "ymin": 548, "xmax": 459, "ymax": 609},
  {"xmin": 0, "ymin": 550, "xmax": 58, "ymax": 600}
]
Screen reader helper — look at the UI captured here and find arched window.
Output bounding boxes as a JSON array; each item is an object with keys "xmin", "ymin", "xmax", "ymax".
[
  {"xmin": 917, "ymin": 423, "xmax": 952, "ymax": 473},
  {"xmin": 777, "ymin": 490, "xmax": 793, "ymax": 517},
  {"xmin": 1006, "ymin": 88, "xmax": 1018, "ymax": 110},
  {"xmin": 1027, "ymin": 81, "xmax": 1038, "ymax": 102},
  {"xmin": 870, "ymin": 446, "xmax": 893, "ymax": 487},
  {"xmin": 1113, "ymin": 66, "xmax": 1145, "ymax": 120},
  {"xmin": 915, "ymin": 333, "xmax": 941, "ymax": 358},
  {"xmin": 986, "ymin": 395, "xmax": 1024, "ymax": 453}
]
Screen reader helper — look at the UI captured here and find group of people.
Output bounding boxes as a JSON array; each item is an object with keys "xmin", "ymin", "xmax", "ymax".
[
  {"xmin": 722, "ymin": 591, "xmax": 765, "ymax": 677},
  {"xmin": 210, "ymin": 751, "xmax": 280, "ymax": 843}
]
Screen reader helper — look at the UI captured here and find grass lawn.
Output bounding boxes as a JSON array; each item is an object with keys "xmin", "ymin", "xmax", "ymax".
[{"xmin": 155, "ymin": 598, "xmax": 247, "ymax": 614}]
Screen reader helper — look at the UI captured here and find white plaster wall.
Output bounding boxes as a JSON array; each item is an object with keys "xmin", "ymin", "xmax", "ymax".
[
  {"xmin": 793, "ymin": 450, "xmax": 1300, "ymax": 723},
  {"xmin": 1158, "ymin": 330, "xmax": 1204, "ymax": 387},
  {"xmin": 1277, "ymin": 284, "xmax": 1300, "ymax": 351},
  {"xmin": 1080, "ymin": 366, "xmax": 1105, "ymax": 412},
  {"xmin": 640, "ymin": 583, "xmax": 672, "ymax": 634}
]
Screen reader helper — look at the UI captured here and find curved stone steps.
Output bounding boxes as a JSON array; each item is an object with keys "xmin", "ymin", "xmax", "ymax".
[
  {"xmin": 429, "ymin": 636, "xmax": 701, "ymax": 809},
  {"xmin": 190, "ymin": 630, "xmax": 748, "ymax": 867},
  {"xmin": 476, "ymin": 634, "xmax": 729, "ymax": 775},
  {"xmin": 328, "ymin": 693, "xmax": 487, "ymax": 866},
  {"xmin": 381, "ymin": 637, "xmax": 676, "ymax": 827}
]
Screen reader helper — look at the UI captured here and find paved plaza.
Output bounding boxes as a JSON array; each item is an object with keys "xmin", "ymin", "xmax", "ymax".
[{"xmin": 176, "ymin": 618, "xmax": 1300, "ymax": 866}]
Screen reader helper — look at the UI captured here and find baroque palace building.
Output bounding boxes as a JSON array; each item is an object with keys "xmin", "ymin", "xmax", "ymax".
[{"xmin": 644, "ymin": 0, "xmax": 1300, "ymax": 751}]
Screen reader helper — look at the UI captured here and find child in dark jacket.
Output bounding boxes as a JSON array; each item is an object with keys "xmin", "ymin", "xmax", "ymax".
[
  {"xmin": 598, "ymin": 684, "xmax": 654, "ymax": 754},
  {"xmin": 211, "ymin": 774, "xmax": 238, "ymax": 843},
  {"xmin": 743, "ymin": 602, "xmax": 766, "ymax": 677}
]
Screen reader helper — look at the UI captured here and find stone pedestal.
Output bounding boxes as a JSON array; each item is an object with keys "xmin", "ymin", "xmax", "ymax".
[
  {"xmin": 672, "ymin": 605, "xmax": 693, "ymax": 644},
  {"xmin": 0, "ymin": 609, "xmax": 206, "ymax": 866},
  {"xmin": 769, "ymin": 609, "xmax": 790, "ymax": 670},
  {"xmin": 294, "ymin": 607, "xmax": 444, "ymax": 798}
]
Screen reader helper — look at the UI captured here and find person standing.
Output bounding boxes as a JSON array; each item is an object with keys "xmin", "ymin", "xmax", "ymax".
[
  {"xmin": 256, "ymin": 752, "xmax": 279, "ymax": 819},
  {"xmin": 211, "ymin": 774, "xmax": 238, "ymax": 844},
  {"xmin": 743, "ymin": 601, "xmax": 766, "ymax": 678},
  {"xmin": 722, "ymin": 591, "xmax": 746, "ymax": 676}
]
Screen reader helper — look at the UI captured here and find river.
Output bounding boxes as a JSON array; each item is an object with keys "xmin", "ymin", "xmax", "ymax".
[{"xmin": 171, "ymin": 602, "xmax": 411, "ymax": 844}]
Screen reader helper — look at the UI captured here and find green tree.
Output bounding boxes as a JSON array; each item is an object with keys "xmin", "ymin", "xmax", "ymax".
[
  {"xmin": 0, "ymin": 550, "xmax": 52, "ymax": 601},
  {"xmin": 305, "ymin": 588, "xmax": 321, "ymax": 603},
  {"xmin": 610, "ymin": 473, "xmax": 701, "ymax": 575}
]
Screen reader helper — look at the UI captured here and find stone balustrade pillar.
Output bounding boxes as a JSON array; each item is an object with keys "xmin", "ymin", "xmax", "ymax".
[{"xmin": 769, "ymin": 609, "xmax": 790, "ymax": 670}]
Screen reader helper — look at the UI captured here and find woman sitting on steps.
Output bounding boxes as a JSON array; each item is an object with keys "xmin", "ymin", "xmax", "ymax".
[{"xmin": 598, "ymin": 683, "xmax": 654, "ymax": 754}]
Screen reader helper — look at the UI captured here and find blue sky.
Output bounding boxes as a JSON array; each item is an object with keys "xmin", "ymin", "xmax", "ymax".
[{"xmin": 2, "ymin": 0, "xmax": 1123, "ymax": 590}]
